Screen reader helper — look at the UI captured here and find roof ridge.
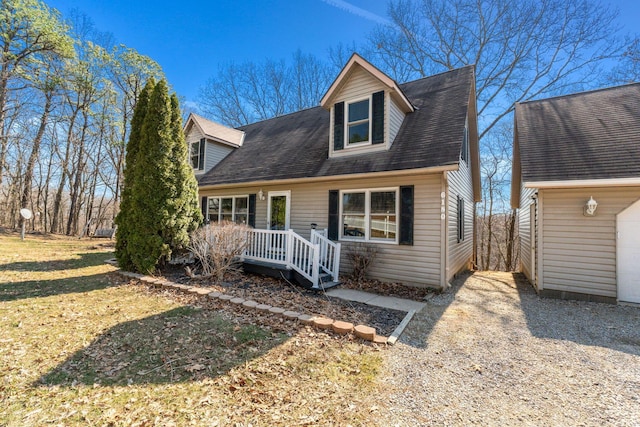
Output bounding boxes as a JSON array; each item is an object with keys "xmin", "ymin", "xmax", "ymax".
[
  {"xmin": 399, "ymin": 64, "xmax": 475, "ymax": 87},
  {"xmin": 519, "ymin": 81, "xmax": 640, "ymax": 105}
]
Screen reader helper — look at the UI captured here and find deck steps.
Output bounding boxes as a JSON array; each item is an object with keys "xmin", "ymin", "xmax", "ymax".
[{"xmin": 243, "ymin": 259, "xmax": 340, "ymax": 291}]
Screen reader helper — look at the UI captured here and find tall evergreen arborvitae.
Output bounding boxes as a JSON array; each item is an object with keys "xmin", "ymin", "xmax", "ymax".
[
  {"xmin": 121, "ymin": 79, "xmax": 201, "ymax": 273},
  {"xmin": 168, "ymin": 93, "xmax": 202, "ymax": 245},
  {"xmin": 114, "ymin": 78, "xmax": 155, "ymax": 270}
]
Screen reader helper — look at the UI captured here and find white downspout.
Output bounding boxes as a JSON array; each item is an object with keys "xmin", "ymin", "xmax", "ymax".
[{"xmin": 440, "ymin": 172, "xmax": 451, "ymax": 291}]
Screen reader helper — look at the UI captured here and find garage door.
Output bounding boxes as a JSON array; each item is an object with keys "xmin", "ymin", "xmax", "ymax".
[{"xmin": 617, "ymin": 199, "xmax": 640, "ymax": 303}]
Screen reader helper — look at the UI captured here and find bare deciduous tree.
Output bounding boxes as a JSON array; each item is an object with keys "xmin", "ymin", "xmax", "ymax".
[
  {"xmin": 370, "ymin": 0, "xmax": 624, "ymax": 140},
  {"xmin": 367, "ymin": 0, "xmax": 626, "ymax": 271},
  {"xmin": 198, "ymin": 51, "xmax": 333, "ymax": 127}
]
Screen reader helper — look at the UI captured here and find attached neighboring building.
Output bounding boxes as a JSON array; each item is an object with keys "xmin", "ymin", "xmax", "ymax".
[
  {"xmin": 511, "ymin": 82, "xmax": 640, "ymax": 304},
  {"xmin": 188, "ymin": 53, "xmax": 481, "ymax": 290}
]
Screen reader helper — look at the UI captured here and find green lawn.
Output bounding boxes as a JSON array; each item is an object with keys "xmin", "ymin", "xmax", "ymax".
[{"xmin": 0, "ymin": 234, "xmax": 382, "ymax": 426}]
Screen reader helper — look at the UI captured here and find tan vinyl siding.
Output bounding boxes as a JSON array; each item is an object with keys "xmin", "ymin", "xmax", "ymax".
[
  {"xmin": 185, "ymin": 123, "xmax": 235, "ymax": 174},
  {"xmin": 185, "ymin": 125, "xmax": 205, "ymax": 173},
  {"xmin": 335, "ymin": 67, "xmax": 387, "ymax": 103},
  {"xmin": 539, "ymin": 186, "xmax": 640, "ymax": 297},
  {"xmin": 329, "ymin": 67, "xmax": 388, "ymax": 151},
  {"xmin": 199, "ymin": 173, "xmax": 444, "ymax": 288},
  {"xmin": 518, "ymin": 185, "xmax": 536, "ymax": 282},
  {"xmin": 446, "ymin": 159, "xmax": 474, "ymax": 281},
  {"xmin": 388, "ymin": 96, "xmax": 405, "ymax": 146},
  {"xmin": 205, "ymin": 142, "xmax": 234, "ymax": 172}
]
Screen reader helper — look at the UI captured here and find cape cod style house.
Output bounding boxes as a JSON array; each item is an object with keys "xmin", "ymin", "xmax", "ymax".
[
  {"xmin": 511, "ymin": 83, "xmax": 640, "ymax": 304},
  {"xmin": 185, "ymin": 54, "xmax": 481, "ymax": 290}
]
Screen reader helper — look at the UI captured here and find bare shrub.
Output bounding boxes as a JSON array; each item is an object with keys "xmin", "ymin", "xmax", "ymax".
[
  {"xmin": 188, "ymin": 222, "xmax": 251, "ymax": 283},
  {"xmin": 345, "ymin": 243, "xmax": 378, "ymax": 283}
]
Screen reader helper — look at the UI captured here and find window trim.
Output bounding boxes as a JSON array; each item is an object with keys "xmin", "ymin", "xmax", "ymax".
[
  {"xmin": 339, "ymin": 187, "xmax": 399, "ymax": 244},
  {"xmin": 207, "ymin": 195, "xmax": 249, "ymax": 224},
  {"xmin": 191, "ymin": 139, "xmax": 205, "ymax": 172},
  {"xmin": 344, "ymin": 96, "xmax": 372, "ymax": 148}
]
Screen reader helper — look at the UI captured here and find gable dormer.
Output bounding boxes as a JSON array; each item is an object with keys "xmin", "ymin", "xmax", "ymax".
[
  {"xmin": 321, "ymin": 53, "xmax": 414, "ymax": 158},
  {"xmin": 183, "ymin": 113, "xmax": 245, "ymax": 175}
]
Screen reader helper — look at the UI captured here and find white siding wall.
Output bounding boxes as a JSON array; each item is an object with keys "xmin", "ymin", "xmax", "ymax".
[
  {"xmin": 518, "ymin": 186, "xmax": 537, "ymax": 283},
  {"xmin": 199, "ymin": 173, "xmax": 444, "ymax": 288},
  {"xmin": 205, "ymin": 142, "xmax": 234, "ymax": 173},
  {"xmin": 446, "ymin": 157, "xmax": 474, "ymax": 281},
  {"xmin": 329, "ymin": 67, "xmax": 388, "ymax": 151},
  {"xmin": 539, "ymin": 186, "xmax": 640, "ymax": 297},
  {"xmin": 388, "ymin": 96, "xmax": 405, "ymax": 146}
]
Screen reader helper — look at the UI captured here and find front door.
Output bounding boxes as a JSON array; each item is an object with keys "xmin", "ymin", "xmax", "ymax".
[
  {"xmin": 268, "ymin": 191, "xmax": 290, "ymax": 230},
  {"xmin": 617, "ymin": 198, "xmax": 640, "ymax": 303},
  {"xmin": 267, "ymin": 191, "xmax": 290, "ymax": 256}
]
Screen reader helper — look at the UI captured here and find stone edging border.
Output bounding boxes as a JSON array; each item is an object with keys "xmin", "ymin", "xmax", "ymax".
[{"xmin": 114, "ymin": 268, "xmax": 390, "ymax": 345}]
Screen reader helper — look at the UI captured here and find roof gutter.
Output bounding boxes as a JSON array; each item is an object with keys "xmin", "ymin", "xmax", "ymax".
[
  {"xmin": 525, "ymin": 177, "xmax": 640, "ymax": 188},
  {"xmin": 198, "ymin": 164, "xmax": 459, "ymax": 191}
]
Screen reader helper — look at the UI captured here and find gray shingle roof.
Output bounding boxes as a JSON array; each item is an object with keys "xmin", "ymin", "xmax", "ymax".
[
  {"xmin": 198, "ymin": 65, "xmax": 474, "ymax": 187},
  {"xmin": 515, "ymin": 83, "xmax": 640, "ymax": 182}
]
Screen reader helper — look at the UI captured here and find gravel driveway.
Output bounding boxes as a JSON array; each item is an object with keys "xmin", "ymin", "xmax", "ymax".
[{"xmin": 379, "ymin": 271, "xmax": 640, "ymax": 426}]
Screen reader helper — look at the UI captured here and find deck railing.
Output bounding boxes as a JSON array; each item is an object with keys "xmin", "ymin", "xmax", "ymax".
[
  {"xmin": 244, "ymin": 228, "xmax": 339, "ymax": 288},
  {"xmin": 310, "ymin": 228, "xmax": 341, "ymax": 282}
]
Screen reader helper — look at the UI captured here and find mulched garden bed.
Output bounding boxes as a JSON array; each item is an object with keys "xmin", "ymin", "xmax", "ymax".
[{"xmin": 157, "ymin": 265, "xmax": 436, "ymax": 337}]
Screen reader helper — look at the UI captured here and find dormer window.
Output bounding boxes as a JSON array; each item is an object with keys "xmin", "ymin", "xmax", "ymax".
[
  {"xmin": 347, "ymin": 98, "xmax": 370, "ymax": 145},
  {"xmin": 191, "ymin": 138, "xmax": 205, "ymax": 171},
  {"xmin": 321, "ymin": 54, "xmax": 414, "ymax": 158}
]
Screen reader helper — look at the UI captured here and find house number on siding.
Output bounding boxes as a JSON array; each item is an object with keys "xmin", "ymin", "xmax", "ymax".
[{"xmin": 440, "ymin": 192, "xmax": 446, "ymax": 220}]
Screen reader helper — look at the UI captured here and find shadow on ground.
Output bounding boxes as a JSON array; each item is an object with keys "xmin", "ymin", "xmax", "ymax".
[
  {"xmin": 1, "ymin": 251, "xmax": 110, "ymax": 274},
  {"xmin": 38, "ymin": 305, "xmax": 287, "ymax": 386},
  {"xmin": 514, "ymin": 273, "xmax": 640, "ymax": 356},
  {"xmin": 0, "ymin": 272, "xmax": 119, "ymax": 302}
]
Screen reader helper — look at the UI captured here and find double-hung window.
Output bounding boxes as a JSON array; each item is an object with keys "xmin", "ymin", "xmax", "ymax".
[
  {"xmin": 341, "ymin": 188, "xmax": 398, "ymax": 243},
  {"xmin": 457, "ymin": 195, "xmax": 465, "ymax": 243},
  {"xmin": 191, "ymin": 139, "xmax": 204, "ymax": 171},
  {"xmin": 207, "ymin": 196, "xmax": 249, "ymax": 224},
  {"xmin": 347, "ymin": 98, "xmax": 370, "ymax": 145}
]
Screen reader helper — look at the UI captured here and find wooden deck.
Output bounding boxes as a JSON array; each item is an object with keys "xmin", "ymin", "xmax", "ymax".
[{"xmin": 242, "ymin": 258, "xmax": 341, "ymax": 291}]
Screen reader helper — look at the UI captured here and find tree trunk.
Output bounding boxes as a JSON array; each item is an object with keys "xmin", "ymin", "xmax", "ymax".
[
  {"xmin": 19, "ymin": 91, "xmax": 53, "ymax": 228},
  {"xmin": 66, "ymin": 109, "xmax": 89, "ymax": 235},
  {"xmin": 51, "ymin": 107, "xmax": 79, "ymax": 233},
  {"xmin": 0, "ymin": 53, "xmax": 11, "ymax": 188}
]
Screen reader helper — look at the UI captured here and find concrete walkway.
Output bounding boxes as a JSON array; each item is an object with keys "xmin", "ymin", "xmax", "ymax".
[
  {"xmin": 325, "ymin": 288, "xmax": 426, "ymax": 312},
  {"xmin": 325, "ymin": 288, "xmax": 426, "ymax": 344}
]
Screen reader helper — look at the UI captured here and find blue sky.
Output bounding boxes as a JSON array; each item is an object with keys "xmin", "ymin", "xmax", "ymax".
[
  {"xmin": 45, "ymin": 0, "xmax": 639, "ymax": 105},
  {"xmin": 44, "ymin": 0, "xmax": 389, "ymax": 102}
]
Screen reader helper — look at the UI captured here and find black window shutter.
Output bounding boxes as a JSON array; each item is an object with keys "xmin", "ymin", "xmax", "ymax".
[
  {"xmin": 198, "ymin": 138, "xmax": 205, "ymax": 170},
  {"xmin": 328, "ymin": 190, "xmax": 339, "ymax": 240},
  {"xmin": 248, "ymin": 194, "xmax": 256, "ymax": 228},
  {"xmin": 333, "ymin": 102, "xmax": 344, "ymax": 151},
  {"xmin": 201, "ymin": 197, "xmax": 208, "ymax": 224},
  {"xmin": 399, "ymin": 186, "xmax": 414, "ymax": 245},
  {"xmin": 372, "ymin": 91, "xmax": 385, "ymax": 145}
]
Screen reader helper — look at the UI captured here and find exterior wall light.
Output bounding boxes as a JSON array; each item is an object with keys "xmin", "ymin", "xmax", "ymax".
[
  {"xmin": 258, "ymin": 189, "xmax": 265, "ymax": 201},
  {"xmin": 584, "ymin": 196, "xmax": 598, "ymax": 216}
]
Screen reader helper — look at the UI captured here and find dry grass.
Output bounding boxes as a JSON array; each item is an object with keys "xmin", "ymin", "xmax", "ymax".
[{"xmin": 0, "ymin": 233, "xmax": 384, "ymax": 426}]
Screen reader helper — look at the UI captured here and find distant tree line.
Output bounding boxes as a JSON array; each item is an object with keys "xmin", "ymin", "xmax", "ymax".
[{"xmin": 0, "ymin": 0, "xmax": 163, "ymax": 235}]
